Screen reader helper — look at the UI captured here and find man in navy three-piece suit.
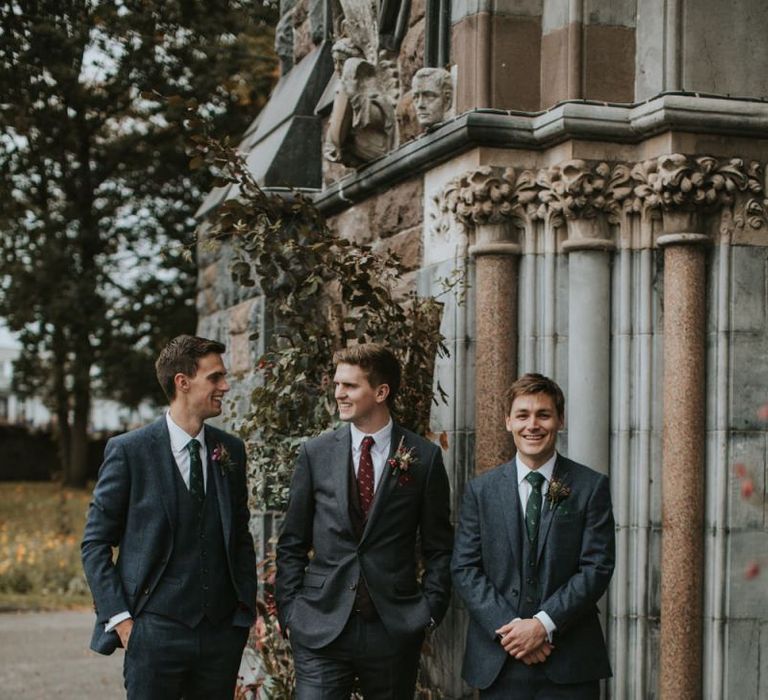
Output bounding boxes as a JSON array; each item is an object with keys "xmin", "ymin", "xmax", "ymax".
[
  {"xmin": 452, "ymin": 373, "xmax": 615, "ymax": 699},
  {"xmin": 82, "ymin": 335, "xmax": 257, "ymax": 699}
]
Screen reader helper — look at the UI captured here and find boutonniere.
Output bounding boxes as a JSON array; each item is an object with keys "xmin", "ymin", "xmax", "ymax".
[
  {"xmin": 212, "ymin": 443, "xmax": 237, "ymax": 476},
  {"xmin": 546, "ymin": 478, "xmax": 571, "ymax": 511},
  {"xmin": 388, "ymin": 436, "xmax": 418, "ymax": 485}
]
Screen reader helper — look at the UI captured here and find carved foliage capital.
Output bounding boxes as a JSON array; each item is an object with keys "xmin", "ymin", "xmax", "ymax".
[{"xmin": 433, "ymin": 155, "xmax": 765, "ymax": 232}]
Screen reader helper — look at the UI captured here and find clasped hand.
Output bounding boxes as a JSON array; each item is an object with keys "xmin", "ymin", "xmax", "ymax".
[{"xmin": 495, "ymin": 617, "xmax": 553, "ymax": 665}]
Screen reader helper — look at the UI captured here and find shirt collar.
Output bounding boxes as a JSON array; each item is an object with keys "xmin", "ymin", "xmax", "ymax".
[
  {"xmin": 166, "ymin": 411, "xmax": 206, "ymax": 454},
  {"xmin": 350, "ymin": 418, "xmax": 393, "ymax": 451},
  {"xmin": 515, "ymin": 451, "xmax": 558, "ymax": 486}
]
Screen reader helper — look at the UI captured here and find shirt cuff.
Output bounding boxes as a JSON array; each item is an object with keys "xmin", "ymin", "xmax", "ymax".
[
  {"xmin": 534, "ymin": 611, "xmax": 557, "ymax": 643},
  {"xmin": 105, "ymin": 611, "xmax": 132, "ymax": 632}
]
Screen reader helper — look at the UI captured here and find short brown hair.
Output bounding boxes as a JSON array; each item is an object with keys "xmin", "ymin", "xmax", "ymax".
[
  {"xmin": 504, "ymin": 373, "xmax": 565, "ymax": 419},
  {"xmin": 333, "ymin": 343, "xmax": 401, "ymax": 409},
  {"xmin": 155, "ymin": 335, "xmax": 226, "ymax": 401}
]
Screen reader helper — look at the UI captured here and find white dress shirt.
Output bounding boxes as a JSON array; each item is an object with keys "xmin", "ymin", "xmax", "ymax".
[
  {"xmin": 165, "ymin": 412, "xmax": 208, "ymax": 493},
  {"xmin": 514, "ymin": 452, "xmax": 558, "ymax": 641},
  {"xmin": 105, "ymin": 413, "xmax": 207, "ymax": 632},
  {"xmin": 350, "ymin": 419, "xmax": 393, "ymax": 492}
]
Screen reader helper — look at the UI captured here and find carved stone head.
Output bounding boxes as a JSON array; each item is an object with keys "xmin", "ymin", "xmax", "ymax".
[
  {"xmin": 331, "ymin": 37, "xmax": 364, "ymax": 78},
  {"xmin": 412, "ymin": 67, "xmax": 453, "ymax": 129}
]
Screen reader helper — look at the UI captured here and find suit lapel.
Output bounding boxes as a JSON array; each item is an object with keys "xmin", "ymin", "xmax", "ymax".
[
  {"xmin": 536, "ymin": 455, "xmax": 568, "ymax": 563},
  {"xmin": 499, "ymin": 460, "xmax": 523, "ymax": 571},
  {"xmin": 206, "ymin": 427, "xmax": 232, "ymax": 545},
  {"xmin": 333, "ymin": 426, "xmax": 354, "ymax": 534},
  {"xmin": 151, "ymin": 417, "xmax": 178, "ymax": 529},
  {"xmin": 359, "ymin": 423, "xmax": 401, "ymax": 545}
]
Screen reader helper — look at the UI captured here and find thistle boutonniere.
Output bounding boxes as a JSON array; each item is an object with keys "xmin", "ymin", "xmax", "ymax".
[
  {"xmin": 388, "ymin": 436, "xmax": 418, "ymax": 485},
  {"xmin": 212, "ymin": 443, "xmax": 237, "ymax": 477},
  {"xmin": 546, "ymin": 478, "xmax": 571, "ymax": 511}
]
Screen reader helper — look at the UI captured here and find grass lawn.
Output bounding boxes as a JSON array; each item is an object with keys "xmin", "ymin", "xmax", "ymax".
[{"xmin": 0, "ymin": 481, "xmax": 94, "ymax": 611}]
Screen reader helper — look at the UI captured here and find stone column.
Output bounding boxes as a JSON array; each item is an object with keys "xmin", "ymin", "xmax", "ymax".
[
  {"xmin": 470, "ymin": 224, "xmax": 521, "ymax": 473},
  {"xmin": 658, "ymin": 218, "xmax": 708, "ymax": 700},
  {"xmin": 562, "ymin": 218, "xmax": 614, "ymax": 474}
]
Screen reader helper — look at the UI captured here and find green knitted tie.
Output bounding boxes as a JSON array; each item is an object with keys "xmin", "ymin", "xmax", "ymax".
[{"xmin": 525, "ymin": 471, "xmax": 546, "ymax": 543}]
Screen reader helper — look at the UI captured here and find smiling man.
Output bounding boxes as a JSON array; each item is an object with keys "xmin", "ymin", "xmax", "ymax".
[
  {"xmin": 276, "ymin": 343, "xmax": 453, "ymax": 699},
  {"xmin": 82, "ymin": 335, "xmax": 257, "ymax": 699},
  {"xmin": 452, "ymin": 373, "xmax": 615, "ymax": 699}
]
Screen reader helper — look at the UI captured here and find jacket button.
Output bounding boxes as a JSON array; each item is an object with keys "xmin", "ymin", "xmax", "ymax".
[
  {"xmin": 143, "ymin": 587, "xmax": 150, "ymax": 595},
  {"xmin": 349, "ymin": 582, "xmax": 357, "ymax": 591}
]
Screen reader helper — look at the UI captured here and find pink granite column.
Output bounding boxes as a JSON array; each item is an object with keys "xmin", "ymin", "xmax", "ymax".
[
  {"xmin": 471, "ymin": 231, "xmax": 520, "ymax": 473},
  {"xmin": 658, "ymin": 229, "xmax": 709, "ymax": 700}
]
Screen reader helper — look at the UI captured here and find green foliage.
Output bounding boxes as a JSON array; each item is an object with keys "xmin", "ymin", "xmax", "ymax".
[
  {"xmin": 185, "ymin": 124, "xmax": 456, "ymax": 511},
  {"xmin": 0, "ymin": 0, "xmax": 278, "ymax": 484}
]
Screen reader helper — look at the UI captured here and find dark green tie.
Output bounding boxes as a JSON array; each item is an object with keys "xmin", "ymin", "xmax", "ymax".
[
  {"xmin": 187, "ymin": 439, "xmax": 205, "ymax": 516},
  {"xmin": 525, "ymin": 471, "xmax": 546, "ymax": 542}
]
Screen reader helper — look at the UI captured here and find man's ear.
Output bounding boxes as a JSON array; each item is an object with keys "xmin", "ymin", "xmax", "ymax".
[
  {"xmin": 174, "ymin": 372, "xmax": 189, "ymax": 395},
  {"xmin": 375, "ymin": 383, "xmax": 390, "ymax": 404}
]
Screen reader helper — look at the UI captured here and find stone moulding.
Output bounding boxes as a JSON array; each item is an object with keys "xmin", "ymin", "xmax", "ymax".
[
  {"xmin": 433, "ymin": 155, "xmax": 766, "ymax": 242},
  {"xmin": 312, "ymin": 94, "xmax": 768, "ymax": 216}
]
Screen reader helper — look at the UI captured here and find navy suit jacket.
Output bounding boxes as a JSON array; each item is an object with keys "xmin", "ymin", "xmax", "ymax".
[
  {"xmin": 275, "ymin": 423, "xmax": 453, "ymax": 649},
  {"xmin": 451, "ymin": 455, "xmax": 615, "ymax": 688},
  {"xmin": 81, "ymin": 417, "xmax": 258, "ymax": 655}
]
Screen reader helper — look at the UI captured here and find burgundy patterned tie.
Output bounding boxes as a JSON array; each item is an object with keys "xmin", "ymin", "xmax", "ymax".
[{"xmin": 357, "ymin": 436, "xmax": 375, "ymax": 516}]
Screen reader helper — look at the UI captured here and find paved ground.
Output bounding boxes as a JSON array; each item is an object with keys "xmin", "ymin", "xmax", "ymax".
[{"xmin": 0, "ymin": 609, "xmax": 123, "ymax": 699}]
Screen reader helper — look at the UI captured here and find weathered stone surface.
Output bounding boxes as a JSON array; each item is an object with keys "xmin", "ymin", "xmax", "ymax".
[
  {"xmin": 228, "ymin": 298, "xmax": 258, "ymax": 335},
  {"xmin": 727, "ymin": 431, "xmax": 765, "ymax": 531},
  {"xmin": 328, "ymin": 202, "xmax": 374, "ymax": 245},
  {"xmin": 229, "ymin": 331, "xmax": 252, "ymax": 376},
  {"xmin": 371, "ymin": 225, "xmax": 422, "ymax": 270},
  {"xmin": 730, "ymin": 246, "xmax": 766, "ymax": 333},
  {"xmin": 398, "ymin": 16, "xmax": 425, "ymax": 94},
  {"xmin": 292, "ymin": 0, "xmax": 313, "ymax": 65},
  {"xmin": 371, "ymin": 177, "xmax": 424, "ymax": 238},
  {"xmin": 396, "ymin": 90, "xmax": 420, "ymax": 145}
]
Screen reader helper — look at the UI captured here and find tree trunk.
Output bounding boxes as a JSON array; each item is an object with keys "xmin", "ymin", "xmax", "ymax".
[
  {"xmin": 51, "ymin": 327, "xmax": 71, "ymax": 479},
  {"xmin": 65, "ymin": 357, "xmax": 91, "ymax": 488}
]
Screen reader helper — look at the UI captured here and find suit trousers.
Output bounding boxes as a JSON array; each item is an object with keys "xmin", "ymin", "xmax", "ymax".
[
  {"xmin": 123, "ymin": 612, "xmax": 249, "ymax": 700},
  {"xmin": 291, "ymin": 614, "xmax": 424, "ymax": 700},
  {"xmin": 479, "ymin": 658, "xmax": 599, "ymax": 700}
]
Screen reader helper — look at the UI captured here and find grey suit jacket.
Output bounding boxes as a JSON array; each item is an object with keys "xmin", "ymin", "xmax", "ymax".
[
  {"xmin": 81, "ymin": 417, "xmax": 258, "ymax": 655},
  {"xmin": 451, "ymin": 455, "xmax": 615, "ymax": 688},
  {"xmin": 275, "ymin": 422, "xmax": 453, "ymax": 649}
]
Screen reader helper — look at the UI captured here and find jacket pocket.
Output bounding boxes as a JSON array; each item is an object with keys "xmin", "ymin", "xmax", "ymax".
[{"xmin": 301, "ymin": 572, "xmax": 326, "ymax": 589}]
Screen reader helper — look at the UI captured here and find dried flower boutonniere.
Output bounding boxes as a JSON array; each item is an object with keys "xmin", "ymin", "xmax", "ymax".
[
  {"xmin": 546, "ymin": 478, "xmax": 571, "ymax": 511},
  {"xmin": 388, "ymin": 436, "xmax": 418, "ymax": 485},
  {"xmin": 212, "ymin": 443, "xmax": 237, "ymax": 477}
]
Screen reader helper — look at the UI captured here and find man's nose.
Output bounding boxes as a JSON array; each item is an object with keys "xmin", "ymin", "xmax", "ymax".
[{"xmin": 221, "ymin": 379, "xmax": 231, "ymax": 392}]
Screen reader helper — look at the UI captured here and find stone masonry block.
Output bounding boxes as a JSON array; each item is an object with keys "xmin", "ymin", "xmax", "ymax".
[
  {"xmin": 228, "ymin": 298, "xmax": 258, "ymax": 335},
  {"xmin": 229, "ymin": 332, "xmax": 252, "ymax": 377},
  {"xmin": 728, "ymin": 530, "xmax": 768, "ymax": 619},
  {"xmin": 727, "ymin": 431, "xmax": 766, "ymax": 531},
  {"xmin": 730, "ymin": 334, "xmax": 768, "ymax": 430},
  {"xmin": 371, "ymin": 178, "xmax": 423, "ymax": 239},
  {"xmin": 730, "ymin": 246, "xmax": 766, "ymax": 333},
  {"xmin": 372, "ymin": 225, "xmax": 422, "ymax": 270}
]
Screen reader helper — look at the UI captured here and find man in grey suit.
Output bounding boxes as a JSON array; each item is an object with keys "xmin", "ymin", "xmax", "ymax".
[
  {"xmin": 452, "ymin": 373, "xmax": 614, "ymax": 699},
  {"xmin": 81, "ymin": 335, "xmax": 257, "ymax": 699},
  {"xmin": 276, "ymin": 343, "xmax": 453, "ymax": 699}
]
